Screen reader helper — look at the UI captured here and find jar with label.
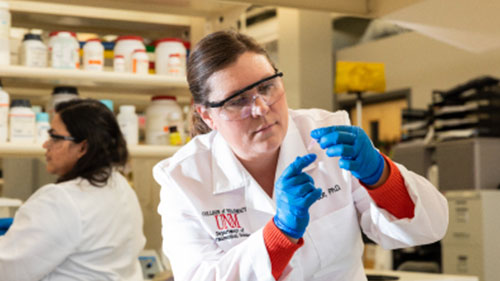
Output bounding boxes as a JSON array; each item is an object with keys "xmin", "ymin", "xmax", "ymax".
[
  {"xmin": 83, "ymin": 38, "xmax": 104, "ymax": 71},
  {"xmin": 132, "ymin": 49, "xmax": 149, "ymax": 74},
  {"xmin": 113, "ymin": 55, "xmax": 125, "ymax": 72},
  {"xmin": 0, "ymin": 1, "xmax": 10, "ymax": 66},
  {"xmin": 117, "ymin": 105, "xmax": 139, "ymax": 145},
  {"xmin": 48, "ymin": 31, "xmax": 80, "ymax": 69},
  {"xmin": 46, "ymin": 86, "xmax": 79, "ymax": 118},
  {"xmin": 35, "ymin": 112, "xmax": 50, "ymax": 143},
  {"xmin": 168, "ymin": 126, "xmax": 182, "ymax": 146},
  {"xmin": 19, "ymin": 33, "xmax": 47, "ymax": 68},
  {"xmin": 9, "ymin": 99, "xmax": 35, "ymax": 143},
  {"xmin": 0, "ymin": 79, "xmax": 9, "ymax": 143},
  {"xmin": 114, "ymin": 36, "xmax": 145, "ymax": 72},
  {"xmin": 145, "ymin": 95, "xmax": 183, "ymax": 145},
  {"xmin": 154, "ymin": 38, "xmax": 186, "ymax": 77}
]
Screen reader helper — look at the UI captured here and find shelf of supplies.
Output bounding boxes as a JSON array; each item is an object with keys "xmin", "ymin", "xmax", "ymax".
[
  {"xmin": 0, "ymin": 142, "xmax": 180, "ymax": 158},
  {"xmin": 0, "ymin": 66, "xmax": 189, "ymax": 92}
]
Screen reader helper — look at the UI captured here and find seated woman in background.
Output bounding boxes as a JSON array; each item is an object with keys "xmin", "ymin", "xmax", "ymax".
[{"xmin": 0, "ymin": 99, "xmax": 146, "ymax": 281}]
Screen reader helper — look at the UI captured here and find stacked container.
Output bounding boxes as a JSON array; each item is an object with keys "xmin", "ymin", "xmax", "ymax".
[
  {"xmin": 114, "ymin": 36, "xmax": 145, "ymax": 73},
  {"xmin": 154, "ymin": 38, "xmax": 186, "ymax": 77},
  {"xmin": 0, "ymin": 1, "xmax": 10, "ymax": 66},
  {"xmin": 145, "ymin": 95, "xmax": 183, "ymax": 145}
]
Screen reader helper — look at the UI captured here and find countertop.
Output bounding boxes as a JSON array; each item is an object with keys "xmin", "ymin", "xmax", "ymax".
[{"xmin": 365, "ymin": 269, "xmax": 478, "ymax": 281}]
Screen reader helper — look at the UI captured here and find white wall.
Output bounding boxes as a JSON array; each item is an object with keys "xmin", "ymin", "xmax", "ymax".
[
  {"xmin": 337, "ymin": 31, "xmax": 500, "ymax": 109},
  {"xmin": 277, "ymin": 8, "xmax": 334, "ymax": 111}
]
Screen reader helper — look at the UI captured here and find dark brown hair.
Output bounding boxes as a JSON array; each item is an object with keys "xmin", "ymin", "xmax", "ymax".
[
  {"xmin": 55, "ymin": 98, "xmax": 128, "ymax": 187},
  {"xmin": 187, "ymin": 30, "xmax": 276, "ymax": 137}
]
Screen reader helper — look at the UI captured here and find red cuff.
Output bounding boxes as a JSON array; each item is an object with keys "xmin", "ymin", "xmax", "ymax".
[
  {"xmin": 263, "ymin": 219, "xmax": 303, "ymax": 280},
  {"xmin": 364, "ymin": 154, "xmax": 415, "ymax": 219}
]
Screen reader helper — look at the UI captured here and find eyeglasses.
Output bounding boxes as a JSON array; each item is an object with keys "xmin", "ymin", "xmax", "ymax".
[
  {"xmin": 48, "ymin": 129, "xmax": 78, "ymax": 143},
  {"xmin": 206, "ymin": 72, "xmax": 284, "ymax": 121}
]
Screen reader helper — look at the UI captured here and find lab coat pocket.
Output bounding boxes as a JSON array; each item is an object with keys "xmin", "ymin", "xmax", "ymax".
[{"xmin": 306, "ymin": 202, "xmax": 362, "ymax": 271}]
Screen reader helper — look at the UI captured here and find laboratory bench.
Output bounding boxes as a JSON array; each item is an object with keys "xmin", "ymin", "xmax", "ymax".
[{"xmin": 366, "ymin": 269, "xmax": 478, "ymax": 281}]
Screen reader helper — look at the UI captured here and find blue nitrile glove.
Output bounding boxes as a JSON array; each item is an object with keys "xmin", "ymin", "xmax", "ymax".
[
  {"xmin": 0, "ymin": 217, "xmax": 13, "ymax": 236},
  {"xmin": 274, "ymin": 154, "xmax": 323, "ymax": 239},
  {"xmin": 310, "ymin": 125, "xmax": 384, "ymax": 186}
]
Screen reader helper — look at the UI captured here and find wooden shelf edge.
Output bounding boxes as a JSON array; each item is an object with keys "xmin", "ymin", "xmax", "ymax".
[
  {"xmin": 8, "ymin": 0, "xmax": 194, "ymax": 26},
  {"xmin": 0, "ymin": 66, "xmax": 189, "ymax": 89},
  {"xmin": 0, "ymin": 143, "xmax": 180, "ymax": 158}
]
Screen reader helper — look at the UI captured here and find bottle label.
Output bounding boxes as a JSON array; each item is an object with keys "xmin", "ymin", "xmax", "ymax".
[
  {"xmin": 0, "ymin": 16, "xmax": 10, "ymax": 38},
  {"xmin": 133, "ymin": 58, "xmax": 149, "ymax": 74},
  {"xmin": 167, "ymin": 53, "xmax": 186, "ymax": 76},
  {"xmin": 51, "ymin": 44, "xmax": 78, "ymax": 69},
  {"xmin": 24, "ymin": 46, "xmax": 48, "ymax": 67},
  {"xmin": 118, "ymin": 120, "xmax": 138, "ymax": 145},
  {"xmin": 9, "ymin": 113, "xmax": 35, "ymax": 141}
]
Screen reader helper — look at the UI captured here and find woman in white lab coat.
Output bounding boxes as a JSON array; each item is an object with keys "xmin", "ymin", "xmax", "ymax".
[
  {"xmin": 0, "ymin": 99, "xmax": 146, "ymax": 281},
  {"xmin": 154, "ymin": 30, "xmax": 449, "ymax": 281}
]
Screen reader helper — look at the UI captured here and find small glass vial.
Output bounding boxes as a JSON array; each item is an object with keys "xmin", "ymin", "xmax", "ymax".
[
  {"xmin": 35, "ymin": 112, "xmax": 50, "ymax": 143},
  {"xmin": 131, "ymin": 49, "xmax": 149, "ymax": 74},
  {"xmin": 114, "ymin": 55, "xmax": 125, "ymax": 73}
]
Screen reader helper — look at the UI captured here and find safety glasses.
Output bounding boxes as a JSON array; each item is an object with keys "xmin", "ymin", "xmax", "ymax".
[
  {"xmin": 48, "ymin": 129, "xmax": 78, "ymax": 143},
  {"xmin": 206, "ymin": 72, "xmax": 284, "ymax": 121}
]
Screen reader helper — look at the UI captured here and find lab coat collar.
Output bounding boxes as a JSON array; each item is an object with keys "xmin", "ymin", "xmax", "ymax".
[{"xmin": 211, "ymin": 132, "xmax": 250, "ymax": 195}]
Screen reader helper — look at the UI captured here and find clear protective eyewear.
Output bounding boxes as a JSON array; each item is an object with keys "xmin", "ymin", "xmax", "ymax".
[
  {"xmin": 206, "ymin": 72, "xmax": 284, "ymax": 121},
  {"xmin": 48, "ymin": 129, "xmax": 79, "ymax": 143}
]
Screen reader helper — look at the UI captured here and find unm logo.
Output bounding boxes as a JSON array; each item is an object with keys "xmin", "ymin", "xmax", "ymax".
[{"xmin": 215, "ymin": 214, "xmax": 241, "ymax": 230}]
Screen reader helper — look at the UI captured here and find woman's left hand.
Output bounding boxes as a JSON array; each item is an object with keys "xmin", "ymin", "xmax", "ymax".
[{"xmin": 310, "ymin": 125, "xmax": 384, "ymax": 185}]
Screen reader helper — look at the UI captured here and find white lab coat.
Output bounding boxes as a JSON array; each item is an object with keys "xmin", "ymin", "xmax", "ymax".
[
  {"xmin": 0, "ymin": 170, "xmax": 146, "ymax": 281},
  {"xmin": 154, "ymin": 108, "xmax": 449, "ymax": 281}
]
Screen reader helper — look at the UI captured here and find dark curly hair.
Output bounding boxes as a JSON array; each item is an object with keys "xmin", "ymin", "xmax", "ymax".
[{"xmin": 55, "ymin": 98, "xmax": 128, "ymax": 187}]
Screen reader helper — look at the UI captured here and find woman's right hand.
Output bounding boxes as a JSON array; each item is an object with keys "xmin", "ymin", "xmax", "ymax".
[
  {"xmin": 0, "ymin": 217, "xmax": 13, "ymax": 236},
  {"xmin": 274, "ymin": 154, "xmax": 322, "ymax": 240}
]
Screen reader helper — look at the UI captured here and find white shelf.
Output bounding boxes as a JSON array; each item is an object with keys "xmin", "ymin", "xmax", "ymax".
[
  {"xmin": 0, "ymin": 66, "xmax": 188, "ymax": 91},
  {"xmin": 0, "ymin": 142, "xmax": 180, "ymax": 159}
]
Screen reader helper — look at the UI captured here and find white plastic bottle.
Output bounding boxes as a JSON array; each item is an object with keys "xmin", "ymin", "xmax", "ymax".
[
  {"xmin": 35, "ymin": 112, "xmax": 50, "ymax": 143},
  {"xmin": 0, "ymin": 79, "xmax": 9, "ymax": 142},
  {"xmin": 117, "ymin": 105, "xmax": 139, "ymax": 145},
  {"xmin": 83, "ymin": 38, "xmax": 104, "ymax": 71},
  {"xmin": 46, "ymin": 86, "xmax": 79, "ymax": 118},
  {"xmin": 9, "ymin": 99, "xmax": 35, "ymax": 143},
  {"xmin": 48, "ymin": 31, "xmax": 80, "ymax": 69},
  {"xmin": 113, "ymin": 55, "xmax": 125, "ymax": 72},
  {"xmin": 0, "ymin": 1, "xmax": 10, "ymax": 66},
  {"xmin": 19, "ymin": 33, "xmax": 47, "ymax": 68},
  {"xmin": 131, "ymin": 49, "xmax": 148, "ymax": 74},
  {"xmin": 155, "ymin": 38, "xmax": 186, "ymax": 77},
  {"xmin": 145, "ymin": 95, "xmax": 183, "ymax": 145}
]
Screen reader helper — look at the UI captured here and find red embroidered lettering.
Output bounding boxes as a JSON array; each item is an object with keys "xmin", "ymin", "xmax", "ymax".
[{"xmin": 215, "ymin": 214, "xmax": 241, "ymax": 230}]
